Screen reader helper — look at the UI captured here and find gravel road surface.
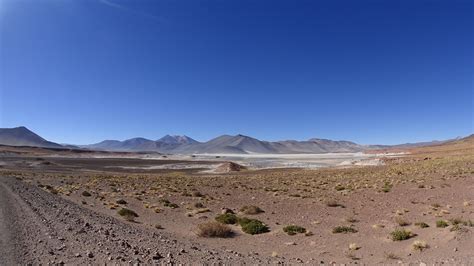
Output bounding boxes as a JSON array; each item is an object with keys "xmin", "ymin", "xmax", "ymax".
[{"xmin": 0, "ymin": 176, "xmax": 279, "ymax": 264}]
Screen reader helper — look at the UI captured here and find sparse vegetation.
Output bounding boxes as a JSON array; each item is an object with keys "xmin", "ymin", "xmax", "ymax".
[
  {"xmin": 238, "ymin": 218, "xmax": 269, "ymax": 235},
  {"xmin": 81, "ymin": 190, "xmax": 92, "ymax": 197},
  {"xmin": 436, "ymin": 220, "xmax": 449, "ymax": 228},
  {"xmin": 192, "ymin": 191, "xmax": 204, "ymax": 197},
  {"xmin": 116, "ymin": 199, "xmax": 127, "ymax": 204},
  {"xmin": 196, "ymin": 222, "xmax": 233, "ymax": 238},
  {"xmin": 381, "ymin": 182, "xmax": 392, "ymax": 193},
  {"xmin": 345, "ymin": 217, "xmax": 359, "ymax": 223},
  {"xmin": 240, "ymin": 205, "xmax": 264, "ymax": 215},
  {"xmin": 395, "ymin": 217, "xmax": 411, "ymax": 226},
  {"xmin": 332, "ymin": 226, "xmax": 357, "ymax": 234},
  {"xmin": 215, "ymin": 213, "xmax": 238, "ymax": 224},
  {"xmin": 283, "ymin": 225, "xmax": 306, "ymax": 235},
  {"xmin": 160, "ymin": 199, "xmax": 179, "ymax": 209},
  {"xmin": 390, "ymin": 229, "xmax": 413, "ymax": 241},
  {"xmin": 326, "ymin": 200, "xmax": 344, "ymax": 208},
  {"xmin": 415, "ymin": 222, "xmax": 429, "ymax": 228},
  {"xmin": 349, "ymin": 243, "xmax": 360, "ymax": 251},
  {"xmin": 385, "ymin": 252, "xmax": 400, "ymax": 260},
  {"xmin": 117, "ymin": 208, "xmax": 138, "ymax": 221},
  {"xmin": 412, "ymin": 240, "xmax": 428, "ymax": 251}
]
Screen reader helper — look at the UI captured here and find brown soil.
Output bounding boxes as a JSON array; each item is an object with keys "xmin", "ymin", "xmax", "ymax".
[{"xmin": 0, "ymin": 138, "xmax": 473, "ymax": 264}]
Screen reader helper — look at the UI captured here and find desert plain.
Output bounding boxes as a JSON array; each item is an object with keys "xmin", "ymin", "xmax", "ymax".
[{"xmin": 0, "ymin": 136, "xmax": 473, "ymax": 264}]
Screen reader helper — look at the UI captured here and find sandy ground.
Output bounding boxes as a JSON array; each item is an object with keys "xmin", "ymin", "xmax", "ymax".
[{"xmin": 0, "ymin": 141, "xmax": 473, "ymax": 264}]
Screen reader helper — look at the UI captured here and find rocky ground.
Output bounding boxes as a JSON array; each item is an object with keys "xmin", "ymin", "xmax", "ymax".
[
  {"xmin": 0, "ymin": 138, "xmax": 473, "ymax": 264},
  {"xmin": 0, "ymin": 176, "xmax": 281, "ymax": 264}
]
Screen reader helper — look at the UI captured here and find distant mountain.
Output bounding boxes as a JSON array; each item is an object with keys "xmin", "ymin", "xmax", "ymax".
[
  {"xmin": 83, "ymin": 138, "xmax": 158, "ymax": 151},
  {"xmin": 46, "ymin": 128, "xmax": 472, "ymax": 155},
  {"xmin": 0, "ymin": 126, "xmax": 62, "ymax": 148},
  {"xmin": 171, "ymin": 134, "xmax": 367, "ymax": 154},
  {"xmin": 172, "ymin": 134, "xmax": 280, "ymax": 154},
  {"xmin": 157, "ymin": 135, "xmax": 198, "ymax": 145},
  {"xmin": 83, "ymin": 135, "xmax": 199, "ymax": 152}
]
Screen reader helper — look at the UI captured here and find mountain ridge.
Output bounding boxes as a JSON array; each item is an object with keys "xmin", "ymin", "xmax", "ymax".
[
  {"xmin": 0, "ymin": 126, "xmax": 62, "ymax": 148},
  {"xmin": 0, "ymin": 126, "xmax": 468, "ymax": 155}
]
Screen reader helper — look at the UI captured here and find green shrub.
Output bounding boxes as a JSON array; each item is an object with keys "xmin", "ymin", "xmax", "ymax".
[
  {"xmin": 215, "ymin": 213, "xmax": 238, "ymax": 224},
  {"xmin": 436, "ymin": 220, "xmax": 449, "ymax": 228},
  {"xmin": 390, "ymin": 229, "xmax": 413, "ymax": 241},
  {"xmin": 238, "ymin": 218, "xmax": 269, "ymax": 235},
  {"xmin": 283, "ymin": 225, "xmax": 306, "ymax": 235},
  {"xmin": 332, "ymin": 226, "xmax": 357, "ymax": 234}
]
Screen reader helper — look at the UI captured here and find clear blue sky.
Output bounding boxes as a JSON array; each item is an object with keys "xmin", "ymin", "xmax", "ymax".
[{"xmin": 0, "ymin": 0, "xmax": 472, "ymax": 145}]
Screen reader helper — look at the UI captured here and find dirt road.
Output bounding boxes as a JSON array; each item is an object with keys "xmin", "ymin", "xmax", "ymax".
[{"xmin": 0, "ymin": 176, "xmax": 278, "ymax": 264}]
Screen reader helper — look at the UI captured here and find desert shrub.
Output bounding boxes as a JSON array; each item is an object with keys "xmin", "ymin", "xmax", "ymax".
[
  {"xmin": 117, "ymin": 208, "xmax": 138, "ymax": 221},
  {"xmin": 390, "ymin": 229, "xmax": 413, "ymax": 241},
  {"xmin": 215, "ymin": 213, "xmax": 238, "ymax": 224},
  {"xmin": 240, "ymin": 205, "xmax": 264, "ymax": 215},
  {"xmin": 193, "ymin": 202, "xmax": 205, "ymax": 208},
  {"xmin": 160, "ymin": 199, "xmax": 179, "ymax": 209},
  {"xmin": 332, "ymin": 226, "xmax": 357, "ymax": 234},
  {"xmin": 385, "ymin": 252, "xmax": 400, "ymax": 260},
  {"xmin": 349, "ymin": 243, "xmax": 360, "ymax": 251},
  {"xmin": 345, "ymin": 217, "xmax": 359, "ymax": 223},
  {"xmin": 283, "ymin": 225, "xmax": 306, "ymax": 235},
  {"xmin": 381, "ymin": 182, "xmax": 392, "ymax": 193},
  {"xmin": 414, "ymin": 222, "xmax": 429, "ymax": 228},
  {"xmin": 412, "ymin": 240, "xmax": 428, "ymax": 251},
  {"xmin": 326, "ymin": 200, "xmax": 344, "ymax": 208},
  {"xmin": 449, "ymin": 218, "xmax": 468, "ymax": 226},
  {"xmin": 395, "ymin": 217, "xmax": 411, "ymax": 226},
  {"xmin": 116, "ymin": 199, "xmax": 127, "ymax": 204},
  {"xmin": 196, "ymin": 222, "xmax": 233, "ymax": 238},
  {"xmin": 436, "ymin": 220, "xmax": 449, "ymax": 228},
  {"xmin": 449, "ymin": 224, "xmax": 466, "ymax": 232},
  {"xmin": 82, "ymin": 191, "xmax": 92, "ymax": 197},
  {"xmin": 335, "ymin": 184, "xmax": 345, "ymax": 191},
  {"xmin": 192, "ymin": 191, "xmax": 204, "ymax": 197},
  {"xmin": 238, "ymin": 218, "xmax": 269, "ymax": 235},
  {"xmin": 45, "ymin": 185, "xmax": 58, "ymax": 194}
]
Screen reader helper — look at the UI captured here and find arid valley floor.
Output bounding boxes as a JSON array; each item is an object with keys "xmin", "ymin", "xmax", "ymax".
[{"xmin": 0, "ymin": 137, "xmax": 473, "ymax": 264}]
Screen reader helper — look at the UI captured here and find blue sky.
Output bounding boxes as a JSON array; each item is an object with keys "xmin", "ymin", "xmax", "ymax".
[{"xmin": 0, "ymin": 0, "xmax": 472, "ymax": 145}]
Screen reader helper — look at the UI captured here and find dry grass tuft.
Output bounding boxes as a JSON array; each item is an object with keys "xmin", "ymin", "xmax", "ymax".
[
  {"xmin": 240, "ymin": 205, "xmax": 264, "ymax": 215},
  {"xmin": 196, "ymin": 221, "xmax": 233, "ymax": 238},
  {"xmin": 412, "ymin": 240, "xmax": 428, "ymax": 251}
]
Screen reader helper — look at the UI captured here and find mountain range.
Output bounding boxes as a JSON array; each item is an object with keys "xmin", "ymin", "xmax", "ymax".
[
  {"xmin": 0, "ymin": 126, "xmax": 63, "ymax": 148},
  {"xmin": 0, "ymin": 126, "xmax": 461, "ymax": 154}
]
